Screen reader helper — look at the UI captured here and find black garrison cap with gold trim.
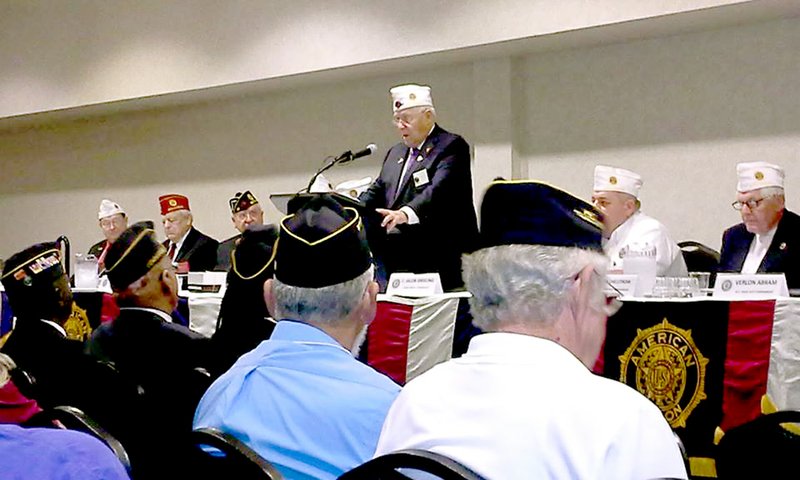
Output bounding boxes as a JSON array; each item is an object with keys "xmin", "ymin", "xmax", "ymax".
[
  {"xmin": 1, "ymin": 242, "xmax": 65, "ymax": 293},
  {"xmin": 231, "ymin": 224, "xmax": 279, "ymax": 281},
  {"xmin": 275, "ymin": 194, "xmax": 372, "ymax": 288},
  {"xmin": 102, "ymin": 222, "xmax": 167, "ymax": 290},
  {"xmin": 479, "ymin": 180, "xmax": 604, "ymax": 252},
  {"xmin": 229, "ymin": 191, "xmax": 259, "ymax": 214}
]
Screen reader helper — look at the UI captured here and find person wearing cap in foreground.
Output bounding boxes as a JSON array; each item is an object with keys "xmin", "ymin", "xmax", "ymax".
[
  {"xmin": 194, "ymin": 194, "xmax": 400, "ymax": 480},
  {"xmin": 159, "ymin": 193, "xmax": 219, "ymax": 272},
  {"xmin": 210, "ymin": 223, "xmax": 278, "ymax": 375},
  {"xmin": 360, "ymin": 83, "xmax": 479, "ymax": 291},
  {"xmin": 215, "ymin": 190, "xmax": 265, "ymax": 271},
  {"xmin": 86, "ymin": 222, "xmax": 210, "ymax": 477},
  {"xmin": 592, "ymin": 165, "xmax": 687, "ymax": 276},
  {"xmin": 88, "ymin": 199, "xmax": 128, "ymax": 269},
  {"xmin": 374, "ymin": 181, "xmax": 688, "ymax": 480},
  {"xmin": 719, "ymin": 161, "xmax": 800, "ymax": 288},
  {"xmin": 0, "ymin": 242, "xmax": 95, "ymax": 409}
]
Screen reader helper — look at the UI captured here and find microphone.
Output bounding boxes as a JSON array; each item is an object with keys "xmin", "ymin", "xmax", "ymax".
[{"xmin": 338, "ymin": 143, "xmax": 377, "ymax": 164}]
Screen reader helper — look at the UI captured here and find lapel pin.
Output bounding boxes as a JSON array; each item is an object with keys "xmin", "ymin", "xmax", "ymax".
[
  {"xmin": 416, "ymin": 154, "xmax": 423, "ymax": 162},
  {"xmin": 396, "ymin": 157, "xmax": 404, "ymax": 164},
  {"xmin": 779, "ymin": 242, "xmax": 787, "ymax": 251}
]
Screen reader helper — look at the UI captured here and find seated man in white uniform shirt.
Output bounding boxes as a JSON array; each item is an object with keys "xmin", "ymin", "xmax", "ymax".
[
  {"xmin": 374, "ymin": 180, "xmax": 688, "ymax": 480},
  {"xmin": 591, "ymin": 165, "xmax": 687, "ymax": 276}
]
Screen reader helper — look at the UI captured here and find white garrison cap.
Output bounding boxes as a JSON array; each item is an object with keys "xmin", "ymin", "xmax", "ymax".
[
  {"xmin": 335, "ymin": 176, "xmax": 373, "ymax": 199},
  {"xmin": 736, "ymin": 161, "xmax": 784, "ymax": 192},
  {"xmin": 391, "ymin": 84, "xmax": 433, "ymax": 113},
  {"xmin": 593, "ymin": 165, "xmax": 643, "ymax": 198},
  {"xmin": 98, "ymin": 199, "xmax": 125, "ymax": 220}
]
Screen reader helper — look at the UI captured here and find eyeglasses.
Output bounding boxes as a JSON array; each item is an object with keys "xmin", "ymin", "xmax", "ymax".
[{"xmin": 732, "ymin": 197, "xmax": 769, "ymax": 210}]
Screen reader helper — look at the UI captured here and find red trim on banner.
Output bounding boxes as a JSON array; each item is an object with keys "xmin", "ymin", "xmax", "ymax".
[
  {"xmin": 367, "ymin": 301, "xmax": 413, "ymax": 385},
  {"xmin": 721, "ymin": 300, "xmax": 775, "ymax": 431}
]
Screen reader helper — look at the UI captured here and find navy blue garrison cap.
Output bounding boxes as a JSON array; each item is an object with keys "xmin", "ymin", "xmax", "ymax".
[
  {"xmin": 275, "ymin": 194, "xmax": 372, "ymax": 288},
  {"xmin": 102, "ymin": 222, "xmax": 167, "ymax": 291},
  {"xmin": 479, "ymin": 180, "xmax": 604, "ymax": 252}
]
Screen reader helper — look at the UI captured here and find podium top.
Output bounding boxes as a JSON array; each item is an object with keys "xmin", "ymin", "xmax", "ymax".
[{"xmin": 270, "ymin": 192, "xmax": 366, "ymax": 215}]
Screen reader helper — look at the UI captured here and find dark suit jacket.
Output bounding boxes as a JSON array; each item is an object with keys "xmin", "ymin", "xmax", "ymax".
[
  {"xmin": 87, "ymin": 239, "xmax": 107, "ymax": 258},
  {"xmin": 360, "ymin": 125, "xmax": 479, "ymax": 290},
  {"xmin": 719, "ymin": 209, "xmax": 800, "ymax": 289},
  {"xmin": 86, "ymin": 308, "xmax": 211, "ymax": 476},
  {"xmin": 0, "ymin": 319, "xmax": 93, "ymax": 410},
  {"xmin": 164, "ymin": 227, "xmax": 219, "ymax": 272},
  {"xmin": 214, "ymin": 234, "xmax": 240, "ymax": 271}
]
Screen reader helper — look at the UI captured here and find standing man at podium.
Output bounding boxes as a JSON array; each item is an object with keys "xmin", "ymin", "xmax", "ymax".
[{"xmin": 360, "ymin": 84, "xmax": 478, "ymax": 291}]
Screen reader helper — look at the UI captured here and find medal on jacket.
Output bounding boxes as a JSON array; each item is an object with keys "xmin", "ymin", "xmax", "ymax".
[{"xmin": 779, "ymin": 242, "xmax": 787, "ymax": 251}]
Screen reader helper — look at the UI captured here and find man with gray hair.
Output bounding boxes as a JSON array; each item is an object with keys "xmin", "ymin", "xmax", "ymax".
[
  {"xmin": 194, "ymin": 194, "xmax": 400, "ymax": 479},
  {"xmin": 360, "ymin": 83, "xmax": 478, "ymax": 291},
  {"xmin": 375, "ymin": 181, "xmax": 688, "ymax": 479},
  {"xmin": 719, "ymin": 161, "xmax": 800, "ymax": 289}
]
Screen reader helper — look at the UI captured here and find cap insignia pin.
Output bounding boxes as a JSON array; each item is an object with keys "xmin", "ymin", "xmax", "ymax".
[
  {"xmin": 755, "ymin": 171, "xmax": 764, "ymax": 180},
  {"xmin": 609, "ymin": 176, "xmax": 618, "ymax": 185}
]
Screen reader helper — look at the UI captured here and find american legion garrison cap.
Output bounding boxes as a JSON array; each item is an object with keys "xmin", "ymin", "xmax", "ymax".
[
  {"xmin": 479, "ymin": 180, "xmax": 604, "ymax": 252},
  {"xmin": 275, "ymin": 194, "xmax": 372, "ymax": 288},
  {"xmin": 1, "ymin": 242, "xmax": 65, "ymax": 294},
  {"xmin": 231, "ymin": 224, "xmax": 279, "ymax": 281},
  {"xmin": 229, "ymin": 190, "xmax": 259, "ymax": 214},
  {"xmin": 102, "ymin": 222, "xmax": 167, "ymax": 291}
]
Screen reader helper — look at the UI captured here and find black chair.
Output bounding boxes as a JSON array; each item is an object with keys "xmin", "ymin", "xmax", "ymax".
[
  {"xmin": 24, "ymin": 405, "xmax": 132, "ymax": 475},
  {"xmin": 678, "ymin": 241, "xmax": 720, "ymax": 273},
  {"xmin": 189, "ymin": 427, "xmax": 284, "ymax": 479},
  {"xmin": 338, "ymin": 449, "xmax": 486, "ymax": 480},
  {"xmin": 715, "ymin": 410, "xmax": 800, "ymax": 479}
]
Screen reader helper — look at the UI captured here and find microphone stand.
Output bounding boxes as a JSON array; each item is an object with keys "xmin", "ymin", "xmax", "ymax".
[{"xmin": 306, "ymin": 151, "xmax": 353, "ymax": 193}]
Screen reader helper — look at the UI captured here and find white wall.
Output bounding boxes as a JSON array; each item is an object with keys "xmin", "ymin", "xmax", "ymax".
[
  {"xmin": 0, "ymin": 0, "xmax": 762, "ymax": 118},
  {"xmin": 516, "ymin": 16, "xmax": 800, "ymax": 249},
  {"xmin": 0, "ymin": 9, "xmax": 798, "ymax": 263}
]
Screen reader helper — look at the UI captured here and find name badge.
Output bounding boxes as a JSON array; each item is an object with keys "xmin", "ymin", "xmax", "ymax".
[
  {"xmin": 386, "ymin": 272, "xmax": 443, "ymax": 297},
  {"xmin": 712, "ymin": 273, "xmax": 789, "ymax": 299},
  {"xmin": 605, "ymin": 274, "xmax": 638, "ymax": 298},
  {"xmin": 412, "ymin": 169, "xmax": 430, "ymax": 187}
]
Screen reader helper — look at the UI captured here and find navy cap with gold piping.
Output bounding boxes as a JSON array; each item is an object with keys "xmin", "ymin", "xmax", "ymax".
[
  {"xmin": 1, "ymin": 242, "xmax": 65, "ymax": 291},
  {"xmin": 275, "ymin": 194, "xmax": 372, "ymax": 288},
  {"xmin": 102, "ymin": 222, "xmax": 167, "ymax": 290},
  {"xmin": 229, "ymin": 191, "xmax": 260, "ymax": 214},
  {"xmin": 231, "ymin": 224, "xmax": 279, "ymax": 281},
  {"xmin": 479, "ymin": 180, "xmax": 604, "ymax": 252}
]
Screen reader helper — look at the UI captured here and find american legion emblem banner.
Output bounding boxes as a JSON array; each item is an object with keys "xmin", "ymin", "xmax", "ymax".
[{"xmin": 599, "ymin": 298, "xmax": 800, "ymax": 478}]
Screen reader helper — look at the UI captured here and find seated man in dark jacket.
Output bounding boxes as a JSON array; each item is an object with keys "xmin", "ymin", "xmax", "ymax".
[
  {"xmin": 0, "ymin": 242, "xmax": 95, "ymax": 410},
  {"xmin": 87, "ymin": 222, "xmax": 210, "ymax": 478}
]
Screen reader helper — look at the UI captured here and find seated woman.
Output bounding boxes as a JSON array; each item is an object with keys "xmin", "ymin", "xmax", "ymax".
[{"xmin": 211, "ymin": 224, "xmax": 279, "ymax": 375}]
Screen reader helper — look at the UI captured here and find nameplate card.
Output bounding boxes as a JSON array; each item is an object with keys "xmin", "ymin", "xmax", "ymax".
[
  {"xmin": 713, "ymin": 273, "xmax": 789, "ymax": 299},
  {"xmin": 386, "ymin": 273, "xmax": 443, "ymax": 298},
  {"xmin": 605, "ymin": 274, "xmax": 638, "ymax": 298}
]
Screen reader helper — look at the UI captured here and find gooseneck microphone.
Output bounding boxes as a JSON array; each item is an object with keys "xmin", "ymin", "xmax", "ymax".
[{"xmin": 307, "ymin": 143, "xmax": 378, "ymax": 192}]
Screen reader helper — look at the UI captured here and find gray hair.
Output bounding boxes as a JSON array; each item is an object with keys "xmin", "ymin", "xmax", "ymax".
[
  {"xmin": 0, "ymin": 352, "xmax": 16, "ymax": 388},
  {"xmin": 463, "ymin": 245, "xmax": 608, "ymax": 332},
  {"xmin": 272, "ymin": 266, "xmax": 374, "ymax": 325},
  {"xmin": 759, "ymin": 186, "xmax": 785, "ymax": 200}
]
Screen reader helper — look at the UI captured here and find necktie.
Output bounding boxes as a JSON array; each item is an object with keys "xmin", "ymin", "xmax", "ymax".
[
  {"xmin": 400, "ymin": 148, "xmax": 420, "ymax": 186},
  {"xmin": 168, "ymin": 242, "xmax": 177, "ymax": 261}
]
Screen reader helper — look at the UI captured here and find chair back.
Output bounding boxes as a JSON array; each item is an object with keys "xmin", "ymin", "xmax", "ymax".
[
  {"xmin": 338, "ymin": 449, "xmax": 486, "ymax": 480},
  {"xmin": 24, "ymin": 405, "xmax": 132, "ymax": 475},
  {"xmin": 678, "ymin": 241, "xmax": 720, "ymax": 273},
  {"xmin": 190, "ymin": 427, "xmax": 284, "ymax": 479},
  {"xmin": 715, "ymin": 410, "xmax": 800, "ymax": 479}
]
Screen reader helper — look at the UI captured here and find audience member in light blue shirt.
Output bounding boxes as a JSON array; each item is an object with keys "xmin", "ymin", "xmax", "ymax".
[{"xmin": 194, "ymin": 194, "xmax": 401, "ymax": 479}]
